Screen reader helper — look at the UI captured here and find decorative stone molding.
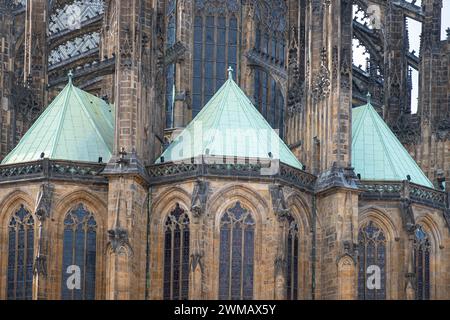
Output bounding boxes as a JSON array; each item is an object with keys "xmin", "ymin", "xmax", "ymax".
[
  {"xmin": 194, "ymin": 0, "xmax": 240, "ymax": 14},
  {"xmin": 107, "ymin": 227, "xmax": 133, "ymax": 256},
  {"xmin": 311, "ymin": 48, "xmax": 331, "ymax": 102}
]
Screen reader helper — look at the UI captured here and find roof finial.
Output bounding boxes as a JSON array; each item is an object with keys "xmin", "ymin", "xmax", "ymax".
[
  {"xmin": 68, "ymin": 70, "xmax": 74, "ymax": 84},
  {"xmin": 228, "ymin": 66, "xmax": 233, "ymax": 80},
  {"xmin": 366, "ymin": 92, "xmax": 371, "ymax": 104}
]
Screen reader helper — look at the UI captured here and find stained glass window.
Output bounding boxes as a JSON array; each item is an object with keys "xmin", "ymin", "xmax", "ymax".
[
  {"xmin": 7, "ymin": 205, "xmax": 34, "ymax": 300},
  {"xmin": 286, "ymin": 217, "xmax": 299, "ymax": 300},
  {"xmin": 218, "ymin": 202, "xmax": 255, "ymax": 300},
  {"xmin": 192, "ymin": 13, "xmax": 239, "ymax": 116},
  {"xmin": 414, "ymin": 226, "xmax": 431, "ymax": 300},
  {"xmin": 163, "ymin": 204, "xmax": 190, "ymax": 300},
  {"xmin": 61, "ymin": 204, "xmax": 97, "ymax": 300},
  {"xmin": 357, "ymin": 221, "xmax": 386, "ymax": 300}
]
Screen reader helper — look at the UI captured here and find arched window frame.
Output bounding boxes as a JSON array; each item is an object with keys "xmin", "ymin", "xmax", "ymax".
[
  {"xmin": 357, "ymin": 221, "xmax": 387, "ymax": 300},
  {"xmin": 218, "ymin": 201, "xmax": 255, "ymax": 300},
  {"xmin": 286, "ymin": 216, "xmax": 299, "ymax": 300},
  {"xmin": 7, "ymin": 205, "xmax": 35, "ymax": 300},
  {"xmin": 414, "ymin": 225, "xmax": 431, "ymax": 300},
  {"xmin": 61, "ymin": 203, "xmax": 97, "ymax": 300},
  {"xmin": 163, "ymin": 203, "xmax": 190, "ymax": 300}
]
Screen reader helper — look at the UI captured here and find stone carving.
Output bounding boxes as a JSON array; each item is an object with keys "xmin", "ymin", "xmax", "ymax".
[
  {"xmin": 312, "ymin": 48, "xmax": 331, "ymax": 102},
  {"xmin": 191, "ymin": 179, "xmax": 209, "ymax": 218},
  {"xmin": 108, "ymin": 227, "xmax": 133, "ymax": 256},
  {"xmin": 120, "ymin": 25, "xmax": 132, "ymax": 68},
  {"xmin": 400, "ymin": 198, "xmax": 416, "ymax": 233},
  {"xmin": 287, "ymin": 28, "xmax": 305, "ymax": 118},
  {"xmin": 35, "ymin": 183, "xmax": 54, "ymax": 221},
  {"xmin": 269, "ymin": 184, "xmax": 291, "ymax": 221},
  {"xmin": 252, "ymin": 0, "xmax": 287, "ymax": 34}
]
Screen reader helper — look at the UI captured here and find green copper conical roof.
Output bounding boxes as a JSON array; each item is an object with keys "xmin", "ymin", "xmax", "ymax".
[
  {"xmin": 2, "ymin": 74, "xmax": 114, "ymax": 164},
  {"xmin": 352, "ymin": 95, "xmax": 433, "ymax": 188},
  {"xmin": 157, "ymin": 68, "xmax": 303, "ymax": 169}
]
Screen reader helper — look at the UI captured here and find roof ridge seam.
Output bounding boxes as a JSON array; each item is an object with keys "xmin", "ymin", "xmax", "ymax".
[
  {"xmin": 203, "ymin": 80, "xmax": 233, "ymax": 154},
  {"xmin": 49, "ymin": 82, "xmax": 73, "ymax": 158}
]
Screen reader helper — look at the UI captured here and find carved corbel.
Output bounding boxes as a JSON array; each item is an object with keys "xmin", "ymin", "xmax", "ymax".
[{"xmin": 107, "ymin": 227, "xmax": 133, "ymax": 256}]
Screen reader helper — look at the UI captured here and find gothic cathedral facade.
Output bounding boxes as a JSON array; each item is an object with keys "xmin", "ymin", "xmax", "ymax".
[{"xmin": 0, "ymin": 0, "xmax": 449, "ymax": 300}]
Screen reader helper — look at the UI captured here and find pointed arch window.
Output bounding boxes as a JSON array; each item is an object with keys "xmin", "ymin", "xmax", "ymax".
[
  {"xmin": 414, "ymin": 226, "xmax": 431, "ymax": 300},
  {"xmin": 357, "ymin": 221, "xmax": 386, "ymax": 300},
  {"xmin": 163, "ymin": 204, "xmax": 190, "ymax": 300},
  {"xmin": 61, "ymin": 204, "xmax": 97, "ymax": 300},
  {"xmin": 286, "ymin": 217, "xmax": 299, "ymax": 300},
  {"xmin": 192, "ymin": 1, "xmax": 240, "ymax": 116},
  {"xmin": 218, "ymin": 201, "xmax": 255, "ymax": 300},
  {"xmin": 7, "ymin": 205, "xmax": 34, "ymax": 300}
]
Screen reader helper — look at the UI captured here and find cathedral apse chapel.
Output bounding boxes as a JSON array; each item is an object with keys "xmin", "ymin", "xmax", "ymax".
[{"xmin": 0, "ymin": 0, "xmax": 450, "ymax": 300}]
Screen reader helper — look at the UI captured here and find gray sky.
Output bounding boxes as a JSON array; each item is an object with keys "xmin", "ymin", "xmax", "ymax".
[{"xmin": 353, "ymin": 0, "xmax": 450, "ymax": 113}]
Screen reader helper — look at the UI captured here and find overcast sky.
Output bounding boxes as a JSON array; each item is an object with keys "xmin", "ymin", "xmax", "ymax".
[{"xmin": 353, "ymin": 0, "xmax": 450, "ymax": 113}]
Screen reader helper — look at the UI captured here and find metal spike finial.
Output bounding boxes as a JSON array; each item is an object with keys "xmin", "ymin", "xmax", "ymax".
[
  {"xmin": 68, "ymin": 70, "xmax": 74, "ymax": 83},
  {"xmin": 228, "ymin": 66, "xmax": 233, "ymax": 80},
  {"xmin": 366, "ymin": 92, "xmax": 371, "ymax": 104}
]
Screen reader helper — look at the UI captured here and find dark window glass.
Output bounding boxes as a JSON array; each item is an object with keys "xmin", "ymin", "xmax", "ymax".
[
  {"xmin": 357, "ymin": 222, "xmax": 386, "ymax": 300},
  {"xmin": 218, "ymin": 202, "xmax": 255, "ymax": 300},
  {"xmin": 286, "ymin": 217, "xmax": 299, "ymax": 300},
  {"xmin": 163, "ymin": 204, "xmax": 190, "ymax": 300},
  {"xmin": 7, "ymin": 206, "xmax": 34, "ymax": 300},
  {"xmin": 61, "ymin": 204, "xmax": 97, "ymax": 300},
  {"xmin": 414, "ymin": 226, "xmax": 431, "ymax": 300},
  {"xmin": 192, "ymin": 13, "xmax": 240, "ymax": 116},
  {"xmin": 253, "ymin": 69, "xmax": 285, "ymax": 138}
]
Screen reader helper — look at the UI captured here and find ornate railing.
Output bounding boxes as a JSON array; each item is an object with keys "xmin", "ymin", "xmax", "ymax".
[
  {"xmin": 359, "ymin": 180, "xmax": 448, "ymax": 210},
  {"xmin": 147, "ymin": 157, "xmax": 317, "ymax": 192},
  {"xmin": 0, "ymin": 159, "xmax": 107, "ymax": 184},
  {"xmin": 410, "ymin": 184, "xmax": 447, "ymax": 209}
]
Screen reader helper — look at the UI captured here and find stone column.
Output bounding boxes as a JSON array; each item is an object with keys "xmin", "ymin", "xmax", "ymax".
[
  {"xmin": 24, "ymin": 0, "xmax": 48, "ymax": 108},
  {"xmin": 301, "ymin": 0, "xmax": 353, "ymax": 173},
  {"xmin": 32, "ymin": 182, "xmax": 53, "ymax": 300},
  {"xmin": 274, "ymin": 217, "xmax": 288, "ymax": 300}
]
